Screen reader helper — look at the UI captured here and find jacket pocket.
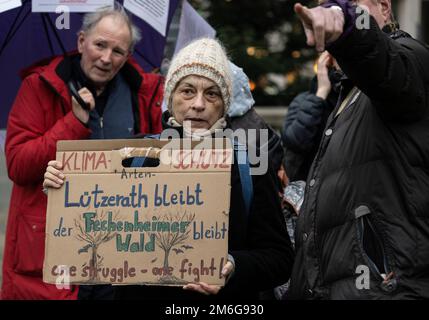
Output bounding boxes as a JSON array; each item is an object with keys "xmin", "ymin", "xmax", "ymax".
[
  {"xmin": 13, "ymin": 214, "xmax": 46, "ymax": 276},
  {"xmin": 354, "ymin": 205, "xmax": 398, "ymax": 293}
]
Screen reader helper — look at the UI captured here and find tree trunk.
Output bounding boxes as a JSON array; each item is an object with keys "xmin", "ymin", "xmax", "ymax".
[
  {"xmin": 90, "ymin": 246, "xmax": 98, "ymax": 281},
  {"xmin": 163, "ymin": 248, "xmax": 170, "ymax": 272}
]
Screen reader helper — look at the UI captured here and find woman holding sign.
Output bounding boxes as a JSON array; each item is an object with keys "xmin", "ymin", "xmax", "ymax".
[{"xmin": 43, "ymin": 38, "xmax": 294, "ymax": 299}]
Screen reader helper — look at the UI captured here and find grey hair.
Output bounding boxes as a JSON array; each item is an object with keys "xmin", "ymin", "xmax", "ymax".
[{"xmin": 79, "ymin": 2, "xmax": 141, "ymax": 53}]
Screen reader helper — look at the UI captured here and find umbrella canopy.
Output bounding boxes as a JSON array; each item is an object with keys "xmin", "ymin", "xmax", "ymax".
[{"xmin": 0, "ymin": 0, "xmax": 180, "ymax": 128}]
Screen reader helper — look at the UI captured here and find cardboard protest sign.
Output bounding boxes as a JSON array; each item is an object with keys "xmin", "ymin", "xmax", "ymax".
[{"xmin": 43, "ymin": 138, "xmax": 232, "ymax": 286}]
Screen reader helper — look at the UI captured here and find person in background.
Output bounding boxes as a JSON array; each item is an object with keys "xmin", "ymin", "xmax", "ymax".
[
  {"xmin": 2, "ymin": 3, "xmax": 163, "ymax": 300},
  {"xmin": 282, "ymin": 51, "xmax": 341, "ymax": 182},
  {"xmin": 228, "ymin": 61, "xmax": 291, "ymax": 300},
  {"xmin": 228, "ymin": 62, "xmax": 288, "ymax": 196}
]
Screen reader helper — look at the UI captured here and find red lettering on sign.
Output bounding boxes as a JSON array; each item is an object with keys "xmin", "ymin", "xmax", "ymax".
[{"xmin": 61, "ymin": 152, "xmax": 109, "ymax": 172}]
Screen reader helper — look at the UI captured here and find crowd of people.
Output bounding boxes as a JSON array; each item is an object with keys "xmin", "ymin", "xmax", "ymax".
[{"xmin": 1, "ymin": 0, "xmax": 429, "ymax": 300}]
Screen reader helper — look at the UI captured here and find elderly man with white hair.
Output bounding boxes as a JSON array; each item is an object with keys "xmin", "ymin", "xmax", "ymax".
[{"xmin": 2, "ymin": 3, "xmax": 164, "ymax": 300}]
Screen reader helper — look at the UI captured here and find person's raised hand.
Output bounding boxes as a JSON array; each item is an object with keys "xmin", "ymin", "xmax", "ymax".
[
  {"xmin": 316, "ymin": 51, "xmax": 333, "ymax": 99},
  {"xmin": 71, "ymin": 87, "xmax": 95, "ymax": 124},
  {"xmin": 294, "ymin": 3, "xmax": 345, "ymax": 52}
]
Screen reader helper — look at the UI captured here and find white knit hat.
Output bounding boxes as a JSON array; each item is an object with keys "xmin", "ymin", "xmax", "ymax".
[{"xmin": 164, "ymin": 38, "xmax": 232, "ymax": 114}]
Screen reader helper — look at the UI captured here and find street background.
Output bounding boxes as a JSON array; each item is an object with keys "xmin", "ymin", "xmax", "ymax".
[{"xmin": 1, "ymin": 0, "xmax": 428, "ymax": 287}]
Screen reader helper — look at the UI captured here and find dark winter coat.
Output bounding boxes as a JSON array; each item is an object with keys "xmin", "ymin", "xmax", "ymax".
[
  {"xmin": 2, "ymin": 53, "xmax": 164, "ymax": 300},
  {"xmin": 282, "ymin": 90, "xmax": 335, "ymax": 181},
  {"xmin": 289, "ymin": 13, "xmax": 429, "ymax": 300},
  {"xmin": 115, "ymin": 111, "xmax": 294, "ymax": 300}
]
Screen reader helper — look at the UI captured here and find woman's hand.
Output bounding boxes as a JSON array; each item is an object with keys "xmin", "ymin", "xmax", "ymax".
[
  {"xmin": 182, "ymin": 261, "xmax": 234, "ymax": 295},
  {"xmin": 43, "ymin": 160, "xmax": 65, "ymax": 189}
]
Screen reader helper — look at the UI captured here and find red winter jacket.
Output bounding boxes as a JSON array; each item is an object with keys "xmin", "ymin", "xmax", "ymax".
[{"xmin": 1, "ymin": 53, "xmax": 164, "ymax": 300}]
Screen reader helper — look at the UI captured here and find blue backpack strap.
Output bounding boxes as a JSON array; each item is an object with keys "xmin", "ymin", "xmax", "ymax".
[{"xmin": 233, "ymin": 138, "xmax": 253, "ymax": 217}]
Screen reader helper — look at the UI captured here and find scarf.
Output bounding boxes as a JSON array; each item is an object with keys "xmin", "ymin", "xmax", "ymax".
[{"xmin": 166, "ymin": 116, "xmax": 227, "ymax": 139}]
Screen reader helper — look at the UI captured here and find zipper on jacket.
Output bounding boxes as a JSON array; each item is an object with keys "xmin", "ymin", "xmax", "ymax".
[{"xmin": 100, "ymin": 117, "xmax": 104, "ymax": 129}]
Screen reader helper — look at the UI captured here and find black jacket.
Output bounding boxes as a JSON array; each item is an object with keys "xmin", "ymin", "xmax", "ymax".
[
  {"xmin": 115, "ymin": 111, "xmax": 294, "ymax": 300},
  {"xmin": 282, "ymin": 90, "xmax": 335, "ymax": 181},
  {"xmin": 289, "ymin": 17, "xmax": 429, "ymax": 300}
]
